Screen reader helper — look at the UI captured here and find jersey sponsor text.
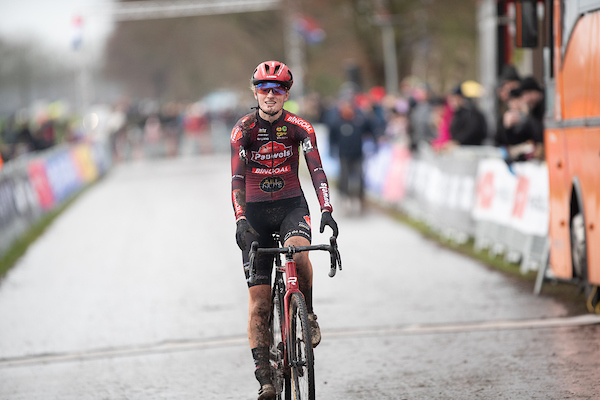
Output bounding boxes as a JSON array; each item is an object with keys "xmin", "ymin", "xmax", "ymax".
[
  {"xmin": 251, "ymin": 142, "xmax": 293, "ymax": 168},
  {"xmin": 252, "ymin": 165, "xmax": 291, "ymax": 175},
  {"xmin": 285, "ymin": 114, "xmax": 314, "ymax": 134}
]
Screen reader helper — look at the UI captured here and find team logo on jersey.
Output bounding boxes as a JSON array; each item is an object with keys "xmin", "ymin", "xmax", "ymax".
[
  {"xmin": 259, "ymin": 176, "xmax": 285, "ymax": 193},
  {"xmin": 285, "ymin": 114, "xmax": 314, "ymax": 134},
  {"xmin": 251, "ymin": 142, "xmax": 293, "ymax": 168},
  {"xmin": 276, "ymin": 126, "xmax": 288, "ymax": 138},
  {"xmin": 299, "ymin": 215, "xmax": 311, "ymax": 231},
  {"xmin": 304, "ymin": 216, "xmax": 311, "ymax": 228}
]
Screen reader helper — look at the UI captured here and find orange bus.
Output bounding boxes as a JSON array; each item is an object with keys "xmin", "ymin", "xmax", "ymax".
[
  {"xmin": 484, "ymin": 0, "xmax": 600, "ymax": 310},
  {"xmin": 543, "ymin": 0, "xmax": 600, "ymax": 311},
  {"xmin": 503, "ymin": 0, "xmax": 600, "ymax": 309}
]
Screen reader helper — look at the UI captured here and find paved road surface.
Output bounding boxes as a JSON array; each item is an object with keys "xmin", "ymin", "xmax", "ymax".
[{"xmin": 1, "ymin": 155, "xmax": 599, "ymax": 399}]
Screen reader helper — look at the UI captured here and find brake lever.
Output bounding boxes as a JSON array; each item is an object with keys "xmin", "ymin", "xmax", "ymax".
[
  {"xmin": 248, "ymin": 241, "xmax": 259, "ymax": 284},
  {"xmin": 328, "ymin": 236, "xmax": 342, "ymax": 277}
]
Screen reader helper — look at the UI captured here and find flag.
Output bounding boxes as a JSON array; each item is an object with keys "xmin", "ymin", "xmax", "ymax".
[{"xmin": 72, "ymin": 15, "xmax": 83, "ymax": 51}]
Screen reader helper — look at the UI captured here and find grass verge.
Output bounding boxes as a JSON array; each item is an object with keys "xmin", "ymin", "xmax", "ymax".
[{"xmin": 0, "ymin": 185, "xmax": 92, "ymax": 280}]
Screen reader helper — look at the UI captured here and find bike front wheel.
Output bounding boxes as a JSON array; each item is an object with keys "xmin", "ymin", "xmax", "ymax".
[
  {"xmin": 270, "ymin": 283, "xmax": 289, "ymax": 400},
  {"xmin": 288, "ymin": 292, "xmax": 315, "ymax": 400}
]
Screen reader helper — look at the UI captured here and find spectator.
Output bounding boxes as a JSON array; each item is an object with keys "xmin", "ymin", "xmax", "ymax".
[
  {"xmin": 496, "ymin": 76, "xmax": 545, "ymax": 160},
  {"xmin": 325, "ymin": 93, "xmax": 375, "ymax": 213},
  {"xmin": 447, "ymin": 84, "xmax": 487, "ymax": 146},
  {"xmin": 12, "ymin": 123, "xmax": 36, "ymax": 158},
  {"xmin": 383, "ymin": 97, "xmax": 410, "ymax": 146},
  {"xmin": 408, "ymin": 84, "xmax": 438, "ymax": 151},
  {"xmin": 430, "ymin": 97, "xmax": 452, "ymax": 151},
  {"xmin": 495, "ymin": 64, "xmax": 521, "ymax": 146}
]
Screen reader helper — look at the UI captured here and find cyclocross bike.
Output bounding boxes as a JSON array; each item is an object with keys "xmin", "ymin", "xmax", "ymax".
[{"xmin": 248, "ymin": 235, "xmax": 342, "ymax": 400}]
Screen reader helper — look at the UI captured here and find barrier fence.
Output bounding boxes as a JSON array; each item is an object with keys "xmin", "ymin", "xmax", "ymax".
[
  {"xmin": 0, "ymin": 142, "xmax": 111, "ymax": 259},
  {"xmin": 358, "ymin": 140, "xmax": 550, "ymax": 274}
]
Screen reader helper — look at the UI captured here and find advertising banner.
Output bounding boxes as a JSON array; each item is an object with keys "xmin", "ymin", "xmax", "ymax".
[
  {"xmin": 473, "ymin": 159, "xmax": 549, "ymax": 236},
  {"xmin": 71, "ymin": 144, "xmax": 99, "ymax": 183},
  {"xmin": 382, "ymin": 144, "xmax": 412, "ymax": 203},
  {"xmin": 364, "ymin": 143, "xmax": 392, "ymax": 196},
  {"xmin": 472, "ymin": 158, "xmax": 517, "ymax": 225},
  {"xmin": 45, "ymin": 149, "xmax": 82, "ymax": 203},
  {"xmin": 28, "ymin": 160, "xmax": 55, "ymax": 211},
  {"xmin": 509, "ymin": 162, "xmax": 549, "ymax": 236}
]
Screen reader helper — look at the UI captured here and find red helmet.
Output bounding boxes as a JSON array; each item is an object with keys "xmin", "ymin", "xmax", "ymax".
[{"xmin": 252, "ymin": 61, "xmax": 293, "ymax": 89}]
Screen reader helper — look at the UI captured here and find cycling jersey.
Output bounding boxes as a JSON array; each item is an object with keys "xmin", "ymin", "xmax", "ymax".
[{"xmin": 230, "ymin": 110, "xmax": 333, "ymax": 219}]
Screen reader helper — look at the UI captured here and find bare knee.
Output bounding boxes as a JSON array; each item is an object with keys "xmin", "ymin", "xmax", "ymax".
[{"xmin": 249, "ymin": 285, "xmax": 271, "ymax": 322}]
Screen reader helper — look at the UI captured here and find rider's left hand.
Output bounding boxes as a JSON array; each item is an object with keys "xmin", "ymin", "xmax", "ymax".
[
  {"xmin": 319, "ymin": 211, "xmax": 338, "ymax": 238},
  {"xmin": 236, "ymin": 218, "xmax": 259, "ymax": 251}
]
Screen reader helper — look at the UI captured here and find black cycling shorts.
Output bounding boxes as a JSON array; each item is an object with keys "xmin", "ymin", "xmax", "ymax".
[{"xmin": 242, "ymin": 195, "xmax": 312, "ymax": 287}]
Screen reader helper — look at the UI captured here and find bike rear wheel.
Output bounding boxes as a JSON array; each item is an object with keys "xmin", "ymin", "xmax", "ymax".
[{"xmin": 288, "ymin": 292, "xmax": 315, "ymax": 400}]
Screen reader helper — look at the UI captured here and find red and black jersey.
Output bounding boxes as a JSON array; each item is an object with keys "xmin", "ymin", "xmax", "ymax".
[{"xmin": 230, "ymin": 110, "xmax": 333, "ymax": 220}]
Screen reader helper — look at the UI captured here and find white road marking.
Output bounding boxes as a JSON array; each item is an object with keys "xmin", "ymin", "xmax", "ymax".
[{"xmin": 2, "ymin": 314, "xmax": 599, "ymax": 368}]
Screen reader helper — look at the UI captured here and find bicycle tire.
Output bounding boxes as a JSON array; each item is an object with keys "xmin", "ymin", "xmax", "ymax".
[
  {"xmin": 288, "ymin": 292, "xmax": 315, "ymax": 400},
  {"xmin": 270, "ymin": 279, "xmax": 288, "ymax": 400}
]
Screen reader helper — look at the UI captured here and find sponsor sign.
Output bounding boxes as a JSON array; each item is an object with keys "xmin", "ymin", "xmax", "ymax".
[
  {"xmin": 72, "ymin": 144, "xmax": 99, "ymax": 183},
  {"xmin": 251, "ymin": 142, "xmax": 292, "ymax": 168},
  {"xmin": 472, "ymin": 159, "xmax": 548, "ymax": 236},
  {"xmin": 252, "ymin": 165, "xmax": 291, "ymax": 175},
  {"xmin": 285, "ymin": 114, "xmax": 314, "ymax": 134},
  {"xmin": 27, "ymin": 160, "xmax": 55, "ymax": 211},
  {"xmin": 276, "ymin": 126, "xmax": 288, "ymax": 138},
  {"xmin": 303, "ymin": 215, "xmax": 311, "ymax": 229},
  {"xmin": 382, "ymin": 144, "xmax": 411, "ymax": 203},
  {"xmin": 472, "ymin": 158, "xmax": 516, "ymax": 225},
  {"xmin": 319, "ymin": 182, "xmax": 331, "ymax": 209},
  {"xmin": 45, "ymin": 150, "xmax": 81, "ymax": 202},
  {"xmin": 509, "ymin": 162, "xmax": 549, "ymax": 236},
  {"xmin": 260, "ymin": 176, "xmax": 285, "ymax": 192}
]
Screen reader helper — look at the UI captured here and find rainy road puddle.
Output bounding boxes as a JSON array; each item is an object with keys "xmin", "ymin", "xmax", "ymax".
[{"xmin": 2, "ymin": 314, "xmax": 599, "ymax": 368}]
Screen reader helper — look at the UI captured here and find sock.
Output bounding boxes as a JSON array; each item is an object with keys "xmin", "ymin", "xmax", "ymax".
[
  {"xmin": 304, "ymin": 287, "xmax": 313, "ymax": 314},
  {"xmin": 251, "ymin": 347, "xmax": 271, "ymax": 386}
]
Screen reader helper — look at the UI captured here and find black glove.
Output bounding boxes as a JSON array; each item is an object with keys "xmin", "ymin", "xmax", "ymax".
[
  {"xmin": 236, "ymin": 218, "xmax": 259, "ymax": 251},
  {"xmin": 319, "ymin": 211, "xmax": 339, "ymax": 238}
]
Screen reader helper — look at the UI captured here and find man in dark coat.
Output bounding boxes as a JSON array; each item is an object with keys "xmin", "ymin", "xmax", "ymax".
[{"xmin": 448, "ymin": 85, "xmax": 487, "ymax": 146}]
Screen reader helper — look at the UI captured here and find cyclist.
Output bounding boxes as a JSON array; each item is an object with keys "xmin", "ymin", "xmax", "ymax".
[{"xmin": 231, "ymin": 60, "xmax": 339, "ymax": 400}]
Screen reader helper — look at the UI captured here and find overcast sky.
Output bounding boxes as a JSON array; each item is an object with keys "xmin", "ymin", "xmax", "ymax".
[{"xmin": 0, "ymin": 0, "xmax": 113, "ymax": 54}]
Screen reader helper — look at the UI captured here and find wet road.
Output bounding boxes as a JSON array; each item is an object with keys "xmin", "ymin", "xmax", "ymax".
[{"xmin": 1, "ymin": 155, "xmax": 599, "ymax": 399}]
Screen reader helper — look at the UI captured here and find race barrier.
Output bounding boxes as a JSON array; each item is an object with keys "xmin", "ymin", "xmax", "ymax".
[
  {"xmin": 361, "ymin": 141, "xmax": 549, "ymax": 274},
  {"xmin": 0, "ymin": 142, "xmax": 111, "ymax": 259}
]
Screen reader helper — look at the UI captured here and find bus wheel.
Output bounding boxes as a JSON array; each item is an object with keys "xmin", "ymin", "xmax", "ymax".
[
  {"xmin": 570, "ymin": 213, "xmax": 587, "ymax": 281},
  {"xmin": 571, "ymin": 213, "xmax": 599, "ymax": 312}
]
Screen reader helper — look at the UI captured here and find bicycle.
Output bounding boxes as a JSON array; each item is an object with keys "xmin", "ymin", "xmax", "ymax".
[{"xmin": 248, "ymin": 235, "xmax": 342, "ymax": 400}]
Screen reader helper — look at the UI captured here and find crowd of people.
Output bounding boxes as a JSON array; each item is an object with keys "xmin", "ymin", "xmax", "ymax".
[
  {"xmin": 314, "ymin": 66, "xmax": 545, "ymax": 159},
  {"xmin": 0, "ymin": 65, "xmax": 545, "ymax": 175},
  {"xmin": 307, "ymin": 67, "xmax": 546, "ymax": 212},
  {"xmin": 0, "ymin": 114, "xmax": 65, "ymax": 167}
]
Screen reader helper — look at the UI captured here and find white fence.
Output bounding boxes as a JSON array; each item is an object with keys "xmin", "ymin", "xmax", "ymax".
[{"xmin": 357, "ymin": 141, "xmax": 549, "ymax": 274}]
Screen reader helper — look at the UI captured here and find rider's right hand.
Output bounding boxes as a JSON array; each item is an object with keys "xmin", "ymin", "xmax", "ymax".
[{"xmin": 236, "ymin": 218, "xmax": 259, "ymax": 251}]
